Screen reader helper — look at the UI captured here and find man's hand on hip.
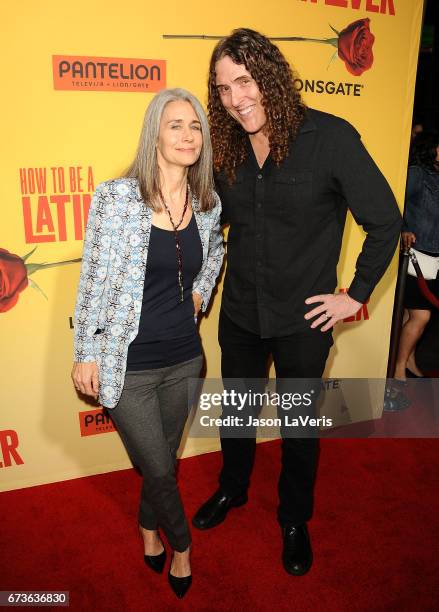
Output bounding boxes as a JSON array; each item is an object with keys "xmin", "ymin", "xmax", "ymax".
[{"xmin": 304, "ymin": 293, "xmax": 363, "ymax": 332}]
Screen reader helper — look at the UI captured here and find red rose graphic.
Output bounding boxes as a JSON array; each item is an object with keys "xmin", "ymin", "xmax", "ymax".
[
  {"xmin": 0, "ymin": 248, "xmax": 29, "ymax": 312},
  {"xmin": 337, "ymin": 18, "xmax": 375, "ymax": 76},
  {"xmin": 0, "ymin": 246, "xmax": 81, "ymax": 314}
]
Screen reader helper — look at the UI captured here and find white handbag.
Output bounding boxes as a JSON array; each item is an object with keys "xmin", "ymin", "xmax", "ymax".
[{"xmin": 408, "ymin": 248, "xmax": 439, "ymax": 280}]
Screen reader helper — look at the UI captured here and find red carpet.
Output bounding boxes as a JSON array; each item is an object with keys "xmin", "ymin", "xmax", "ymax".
[{"xmin": 1, "ymin": 439, "xmax": 438, "ymax": 611}]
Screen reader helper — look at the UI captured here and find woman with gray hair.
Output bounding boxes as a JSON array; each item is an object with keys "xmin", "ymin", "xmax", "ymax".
[{"xmin": 71, "ymin": 88, "xmax": 224, "ymax": 598}]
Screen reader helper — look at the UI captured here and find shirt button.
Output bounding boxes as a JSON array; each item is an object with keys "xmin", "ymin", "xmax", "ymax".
[
  {"xmin": 256, "ymin": 202, "xmax": 262, "ymax": 209},
  {"xmin": 256, "ymin": 233, "xmax": 262, "ymax": 239},
  {"xmin": 257, "ymin": 261, "xmax": 262, "ymax": 267},
  {"xmin": 257, "ymin": 174, "xmax": 263, "ymax": 179}
]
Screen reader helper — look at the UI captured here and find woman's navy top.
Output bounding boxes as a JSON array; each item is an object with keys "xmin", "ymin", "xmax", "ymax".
[{"xmin": 126, "ymin": 214, "xmax": 203, "ymax": 370}]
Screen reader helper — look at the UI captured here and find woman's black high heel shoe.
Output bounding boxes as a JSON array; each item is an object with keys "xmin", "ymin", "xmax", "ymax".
[
  {"xmin": 144, "ymin": 548, "xmax": 166, "ymax": 574},
  {"xmin": 139, "ymin": 526, "xmax": 166, "ymax": 574},
  {"xmin": 168, "ymin": 554, "xmax": 192, "ymax": 598}
]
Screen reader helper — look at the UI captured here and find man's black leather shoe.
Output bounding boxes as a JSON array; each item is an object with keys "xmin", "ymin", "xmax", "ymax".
[
  {"xmin": 192, "ymin": 489, "xmax": 248, "ymax": 530},
  {"xmin": 282, "ymin": 523, "xmax": 313, "ymax": 576}
]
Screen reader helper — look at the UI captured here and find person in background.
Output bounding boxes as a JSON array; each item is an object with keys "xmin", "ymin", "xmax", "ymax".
[
  {"xmin": 192, "ymin": 28, "xmax": 402, "ymax": 576},
  {"xmin": 411, "ymin": 119, "xmax": 424, "ymax": 142},
  {"xmin": 71, "ymin": 88, "xmax": 224, "ymax": 599},
  {"xmin": 395, "ymin": 131, "xmax": 439, "ymax": 379}
]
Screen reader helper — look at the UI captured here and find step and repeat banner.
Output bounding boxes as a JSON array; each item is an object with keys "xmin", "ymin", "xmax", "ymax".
[{"xmin": 1, "ymin": 0, "xmax": 423, "ymax": 491}]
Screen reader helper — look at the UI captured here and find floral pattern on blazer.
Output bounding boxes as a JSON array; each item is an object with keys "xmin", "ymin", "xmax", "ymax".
[{"xmin": 73, "ymin": 178, "xmax": 224, "ymax": 408}]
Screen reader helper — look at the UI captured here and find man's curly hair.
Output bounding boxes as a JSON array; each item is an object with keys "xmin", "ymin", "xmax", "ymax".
[{"xmin": 208, "ymin": 28, "xmax": 306, "ymax": 182}]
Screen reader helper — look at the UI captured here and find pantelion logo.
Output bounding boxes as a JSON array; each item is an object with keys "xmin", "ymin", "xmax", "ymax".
[
  {"xmin": 53, "ymin": 55, "xmax": 166, "ymax": 92},
  {"xmin": 79, "ymin": 409, "xmax": 116, "ymax": 436}
]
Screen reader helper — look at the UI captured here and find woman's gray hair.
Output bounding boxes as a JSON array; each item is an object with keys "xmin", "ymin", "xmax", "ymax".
[{"xmin": 125, "ymin": 88, "xmax": 215, "ymax": 212}]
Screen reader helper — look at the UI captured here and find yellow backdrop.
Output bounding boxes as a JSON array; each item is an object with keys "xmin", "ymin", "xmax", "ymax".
[{"xmin": 1, "ymin": 0, "xmax": 423, "ymax": 491}]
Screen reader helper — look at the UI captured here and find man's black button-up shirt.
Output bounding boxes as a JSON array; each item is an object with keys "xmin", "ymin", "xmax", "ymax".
[{"xmin": 215, "ymin": 108, "xmax": 402, "ymax": 339}]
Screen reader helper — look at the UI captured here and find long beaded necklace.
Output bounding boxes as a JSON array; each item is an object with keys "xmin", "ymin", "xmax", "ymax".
[{"xmin": 159, "ymin": 183, "xmax": 190, "ymax": 303}]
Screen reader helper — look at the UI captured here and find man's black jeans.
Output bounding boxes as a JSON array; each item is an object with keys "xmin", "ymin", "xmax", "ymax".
[{"xmin": 218, "ymin": 309, "xmax": 333, "ymax": 527}]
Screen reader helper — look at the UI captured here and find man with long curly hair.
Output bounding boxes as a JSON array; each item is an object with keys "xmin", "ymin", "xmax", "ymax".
[{"xmin": 192, "ymin": 28, "xmax": 402, "ymax": 575}]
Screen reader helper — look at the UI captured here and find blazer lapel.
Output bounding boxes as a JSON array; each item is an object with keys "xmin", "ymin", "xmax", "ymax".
[{"xmin": 192, "ymin": 197, "xmax": 208, "ymax": 263}]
